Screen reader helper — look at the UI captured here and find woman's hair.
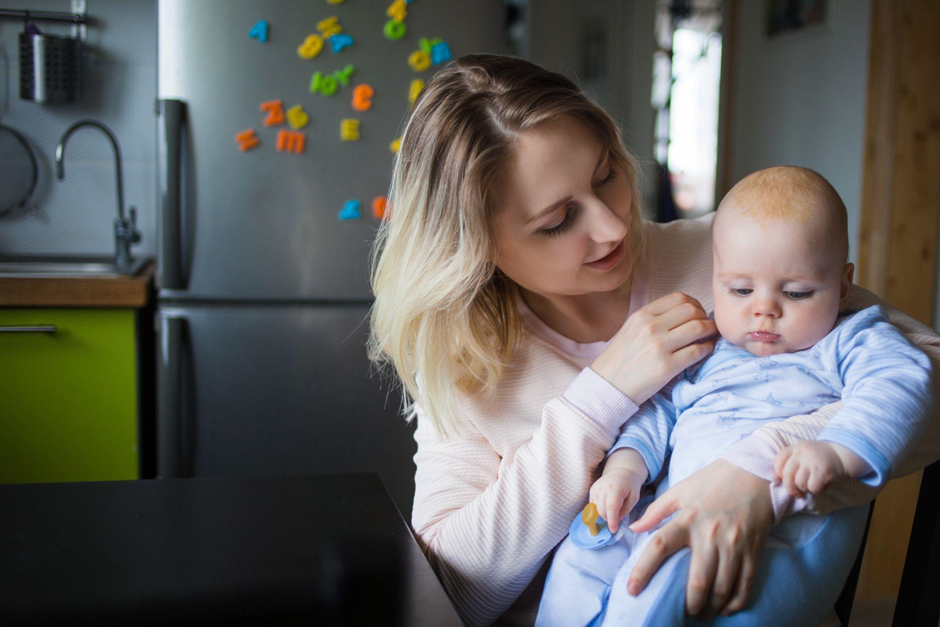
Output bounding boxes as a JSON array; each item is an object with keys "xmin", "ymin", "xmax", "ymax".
[{"xmin": 368, "ymin": 54, "xmax": 646, "ymax": 439}]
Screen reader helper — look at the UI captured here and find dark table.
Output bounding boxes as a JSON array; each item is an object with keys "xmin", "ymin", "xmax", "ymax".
[{"xmin": 0, "ymin": 473, "xmax": 463, "ymax": 626}]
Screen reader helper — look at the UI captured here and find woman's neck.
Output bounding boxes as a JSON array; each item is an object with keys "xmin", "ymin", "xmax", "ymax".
[{"xmin": 519, "ymin": 281, "xmax": 631, "ymax": 344}]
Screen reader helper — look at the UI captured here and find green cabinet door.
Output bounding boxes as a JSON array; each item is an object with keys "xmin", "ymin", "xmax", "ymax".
[{"xmin": 0, "ymin": 309, "xmax": 139, "ymax": 483}]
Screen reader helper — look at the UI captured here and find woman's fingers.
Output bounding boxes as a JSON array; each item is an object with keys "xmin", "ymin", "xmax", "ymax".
[
  {"xmin": 627, "ymin": 522, "xmax": 687, "ymax": 595},
  {"xmin": 655, "ymin": 297, "xmax": 708, "ymax": 331},
  {"xmin": 629, "ymin": 491, "xmax": 680, "ymax": 533},
  {"xmin": 641, "ymin": 292, "xmax": 707, "ymax": 318},
  {"xmin": 685, "ymin": 540, "xmax": 719, "ymax": 616},
  {"xmin": 722, "ymin": 552, "xmax": 758, "ymax": 615},
  {"xmin": 671, "ymin": 337, "xmax": 717, "ymax": 372},
  {"xmin": 664, "ymin": 316, "xmax": 718, "ymax": 352},
  {"xmin": 707, "ymin": 545, "xmax": 742, "ymax": 617}
]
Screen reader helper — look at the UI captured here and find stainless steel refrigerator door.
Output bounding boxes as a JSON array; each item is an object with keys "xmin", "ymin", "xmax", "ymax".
[
  {"xmin": 156, "ymin": 303, "xmax": 417, "ymax": 514},
  {"xmin": 157, "ymin": 0, "xmax": 505, "ymax": 300}
]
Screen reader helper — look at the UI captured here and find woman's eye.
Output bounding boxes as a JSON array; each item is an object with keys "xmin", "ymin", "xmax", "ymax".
[
  {"xmin": 593, "ymin": 167, "xmax": 617, "ymax": 189},
  {"xmin": 730, "ymin": 288, "xmax": 753, "ymax": 296},
  {"xmin": 542, "ymin": 206, "xmax": 577, "ymax": 237},
  {"xmin": 786, "ymin": 291, "xmax": 813, "ymax": 299}
]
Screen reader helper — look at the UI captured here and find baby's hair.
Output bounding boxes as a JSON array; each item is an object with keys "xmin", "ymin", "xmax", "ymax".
[
  {"xmin": 368, "ymin": 54, "xmax": 647, "ymax": 439},
  {"xmin": 717, "ymin": 166, "xmax": 849, "ymax": 262}
]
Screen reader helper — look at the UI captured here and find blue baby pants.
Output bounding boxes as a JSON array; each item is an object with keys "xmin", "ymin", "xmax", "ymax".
[{"xmin": 535, "ymin": 504, "xmax": 869, "ymax": 626}]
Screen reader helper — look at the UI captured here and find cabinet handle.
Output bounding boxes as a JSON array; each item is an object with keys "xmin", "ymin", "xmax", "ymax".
[{"xmin": 0, "ymin": 325, "xmax": 57, "ymax": 333}]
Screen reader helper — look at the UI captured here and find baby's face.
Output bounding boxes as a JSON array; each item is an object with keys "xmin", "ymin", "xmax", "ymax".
[{"xmin": 712, "ymin": 212, "xmax": 853, "ymax": 357}]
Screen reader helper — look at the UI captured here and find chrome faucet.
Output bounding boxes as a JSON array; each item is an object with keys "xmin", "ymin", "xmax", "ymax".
[{"xmin": 55, "ymin": 120, "xmax": 141, "ymax": 270}]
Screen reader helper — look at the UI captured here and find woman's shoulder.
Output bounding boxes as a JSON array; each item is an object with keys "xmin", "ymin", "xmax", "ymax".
[
  {"xmin": 643, "ymin": 212, "xmax": 714, "ymax": 251},
  {"xmin": 642, "ymin": 214, "xmax": 715, "ymax": 308}
]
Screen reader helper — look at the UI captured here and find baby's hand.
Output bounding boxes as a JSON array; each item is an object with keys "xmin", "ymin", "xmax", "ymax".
[
  {"xmin": 589, "ymin": 468, "xmax": 645, "ymax": 533},
  {"xmin": 774, "ymin": 441, "xmax": 869, "ymax": 497}
]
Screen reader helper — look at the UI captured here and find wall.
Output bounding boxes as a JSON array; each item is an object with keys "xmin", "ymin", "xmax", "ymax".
[
  {"xmin": 728, "ymin": 0, "xmax": 872, "ymax": 264},
  {"xmin": 0, "ymin": 0, "xmax": 156, "ymax": 256}
]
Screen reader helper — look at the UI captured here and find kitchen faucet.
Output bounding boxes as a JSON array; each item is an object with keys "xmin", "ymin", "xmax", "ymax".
[{"xmin": 55, "ymin": 120, "xmax": 141, "ymax": 270}]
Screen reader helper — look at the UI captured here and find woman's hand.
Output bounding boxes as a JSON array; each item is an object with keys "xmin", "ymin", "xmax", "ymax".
[
  {"xmin": 626, "ymin": 460, "xmax": 774, "ymax": 618},
  {"xmin": 592, "ymin": 292, "xmax": 717, "ymax": 405}
]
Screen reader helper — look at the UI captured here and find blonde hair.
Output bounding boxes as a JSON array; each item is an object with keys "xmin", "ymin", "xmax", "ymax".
[{"xmin": 369, "ymin": 54, "xmax": 646, "ymax": 439}]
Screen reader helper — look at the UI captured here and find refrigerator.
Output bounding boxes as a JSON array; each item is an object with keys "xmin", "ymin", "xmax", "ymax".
[{"xmin": 156, "ymin": 0, "xmax": 506, "ymax": 514}]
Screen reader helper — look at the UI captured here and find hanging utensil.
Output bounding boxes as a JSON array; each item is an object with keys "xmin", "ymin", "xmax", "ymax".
[{"xmin": 0, "ymin": 123, "xmax": 39, "ymax": 218}]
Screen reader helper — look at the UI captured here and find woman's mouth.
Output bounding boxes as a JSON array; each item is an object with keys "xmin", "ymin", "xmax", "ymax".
[
  {"xmin": 749, "ymin": 332, "xmax": 780, "ymax": 342},
  {"xmin": 586, "ymin": 240, "xmax": 625, "ymax": 270}
]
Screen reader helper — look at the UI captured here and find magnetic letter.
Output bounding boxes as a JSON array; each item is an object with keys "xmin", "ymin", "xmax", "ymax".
[
  {"xmin": 352, "ymin": 84, "xmax": 374, "ymax": 111},
  {"xmin": 260, "ymin": 100, "xmax": 285, "ymax": 126},
  {"xmin": 297, "ymin": 34, "xmax": 323, "ymax": 59}
]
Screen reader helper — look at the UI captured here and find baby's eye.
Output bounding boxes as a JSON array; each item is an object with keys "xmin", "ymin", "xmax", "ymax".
[
  {"xmin": 785, "ymin": 291, "xmax": 813, "ymax": 299},
  {"xmin": 730, "ymin": 288, "xmax": 752, "ymax": 296}
]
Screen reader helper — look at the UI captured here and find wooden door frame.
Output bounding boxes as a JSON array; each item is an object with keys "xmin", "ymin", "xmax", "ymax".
[{"xmin": 855, "ymin": 0, "xmax": 940, "ymax": 601}]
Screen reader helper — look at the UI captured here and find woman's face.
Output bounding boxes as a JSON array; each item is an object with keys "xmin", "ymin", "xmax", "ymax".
[{"xmin": 493, "ymin": 116, "xmax": 634, "ymax": 299}]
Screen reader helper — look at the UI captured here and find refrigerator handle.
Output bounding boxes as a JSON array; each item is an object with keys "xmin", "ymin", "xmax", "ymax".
[
  {"xmin": 157, "ymin": 314, "xmax": 187, "ymax": 478},
  {"xmin": 158, "ymin": 99, "xmax": 184, "ymax": 290}
]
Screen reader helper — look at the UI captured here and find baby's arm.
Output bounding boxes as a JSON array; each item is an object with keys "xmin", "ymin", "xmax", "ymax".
[
  {"xmin": 773, "ymin": 306, "xmax": 933, "ymax": 498},
  {"xmin": 596, "ymin": 378, "xmax": 682, "ymax": 531},
  {"xmin": 774, "ymin": 440, "xmax": 871, "ymax": 497},
  {"xmin": 591, "ymin": 448, "xmax": 648, "ymax": 532}
]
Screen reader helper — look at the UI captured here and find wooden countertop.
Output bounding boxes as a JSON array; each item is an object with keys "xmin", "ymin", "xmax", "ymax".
[{"xmin": 0, "ymin": 261, "xmax": 155, "ymax": 308}]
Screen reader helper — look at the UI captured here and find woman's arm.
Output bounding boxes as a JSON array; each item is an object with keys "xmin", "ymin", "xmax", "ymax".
[
  {"xmin": 412, "ymin": 369, "xmax": 635, "ymax": 627},
  {"xmin": 720, "ymin": 286, "xmax": 940, "ymax": 520},
  {"xmin": 413, "ymin": 292, "xmax": 717, "ymax": 626}
]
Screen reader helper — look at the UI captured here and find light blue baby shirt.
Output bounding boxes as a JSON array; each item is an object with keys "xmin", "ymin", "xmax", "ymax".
[{"xmin": 613, "ymin": 305, "xmax": 933, "ymax": 489}]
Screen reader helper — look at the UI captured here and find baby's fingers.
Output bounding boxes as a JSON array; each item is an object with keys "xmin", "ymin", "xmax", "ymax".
[
  {"xmin": 783, "ymin": 458, "xmax": 804, "ymax": 498},
  {"xmin": 625, "ymin": 490, "xmax": 641, "ymax": 517},
  {"xmin": 807, "ymin": 470, "xmax": 832, "ymax": 496},
  {"xmin": 606, "ymin": 492, "xmax": 626, "ymax": 533},
  {"xmin": 794, "ymin": 466, "xmax": 811, "ymax": 497},
  {"xmin": 774, "ymin": 448, "xmax": 793, "ymax": 479}
]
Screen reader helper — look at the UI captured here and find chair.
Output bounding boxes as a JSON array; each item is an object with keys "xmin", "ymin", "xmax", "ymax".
[
  {"xmin": 892, "ymin": 459, "xmax": 940, "ymax": 626},
  {"xmin": 833, "ymin": 459, "xmax": 940, "ymax": 626}
]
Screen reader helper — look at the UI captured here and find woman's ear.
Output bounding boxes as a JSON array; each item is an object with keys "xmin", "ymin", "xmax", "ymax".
[{"xmin": 840, "ymin": 263, "xmax": 855, "ymax": 310}]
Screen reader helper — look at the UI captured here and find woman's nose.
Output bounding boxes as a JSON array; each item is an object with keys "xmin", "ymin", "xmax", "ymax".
[{"xmin": 588, "ymin": 201, "xmax": 628, "ymax": 244}]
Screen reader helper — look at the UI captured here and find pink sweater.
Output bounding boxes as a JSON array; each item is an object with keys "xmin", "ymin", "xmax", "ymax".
[{"xmin": 410, "ymin": 214, "xmax": 940, "ymax": 627}]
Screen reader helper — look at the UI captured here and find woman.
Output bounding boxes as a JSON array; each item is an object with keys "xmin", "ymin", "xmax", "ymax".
[{"xmin": 368, "ymin": 54, "xmax": 940, "ymax": 626}]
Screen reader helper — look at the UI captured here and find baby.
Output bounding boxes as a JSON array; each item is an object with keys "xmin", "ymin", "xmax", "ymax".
[{"xmin": 536, "ymin": 166, "xmax": 934, "ymax": 626}]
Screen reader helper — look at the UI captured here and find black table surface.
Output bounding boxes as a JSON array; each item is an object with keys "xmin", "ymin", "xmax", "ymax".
[{"xmin": 0, "ymin": 473, "xmax": 463, "ymax": 626}]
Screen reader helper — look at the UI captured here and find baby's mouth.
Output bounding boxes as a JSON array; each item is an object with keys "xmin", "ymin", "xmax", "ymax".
[{"xmin": 749, "ymin": 331, "xmax": 780, "ymax": 342}]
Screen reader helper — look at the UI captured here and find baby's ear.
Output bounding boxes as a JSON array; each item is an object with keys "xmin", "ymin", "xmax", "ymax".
[{"xmin": 840, "ymin": 263, "xmax": 855, "ymax": 308}]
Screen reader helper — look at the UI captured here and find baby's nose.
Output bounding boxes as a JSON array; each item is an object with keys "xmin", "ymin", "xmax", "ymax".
[{"xmin": 753, "ymin": 299, "xmax": 781, "ymax": 317}]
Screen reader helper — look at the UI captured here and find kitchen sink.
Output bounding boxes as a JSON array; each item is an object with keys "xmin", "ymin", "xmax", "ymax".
[{"xmin": 0, "ymin": 255, "xmax": 151, "ymax": 278}]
